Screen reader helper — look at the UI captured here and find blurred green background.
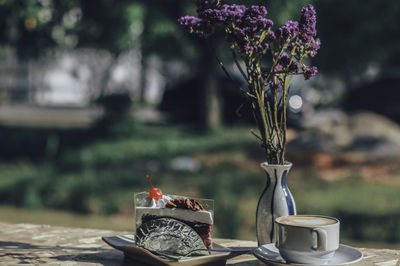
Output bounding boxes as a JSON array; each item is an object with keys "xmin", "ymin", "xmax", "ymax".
[{"xmin": 0, "ymin": 0, "xmax": 400, "ymax": 249}]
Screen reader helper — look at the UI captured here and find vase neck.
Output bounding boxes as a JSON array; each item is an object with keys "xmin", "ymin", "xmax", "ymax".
[
  {"xmin": 260, "ymin": 162, "xmax": 292, "ymax": 183},
  {"xmin": 260, "ymin": 162, "xmax": 292, "ymax": 172}
]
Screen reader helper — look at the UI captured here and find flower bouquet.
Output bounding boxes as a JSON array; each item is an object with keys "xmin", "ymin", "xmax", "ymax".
[
  {"xmin": 179, "ymin": 0, "xmax": 320, "ymax": 244},
  {"xmin": 179, "ymin": 0, "xmax": 320, "ymax": 164}
]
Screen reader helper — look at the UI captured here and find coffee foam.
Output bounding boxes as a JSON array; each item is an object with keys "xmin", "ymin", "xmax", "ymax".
[{"xmin": 278, "ymin": 215, "xmax": 337, "ymax": 227}]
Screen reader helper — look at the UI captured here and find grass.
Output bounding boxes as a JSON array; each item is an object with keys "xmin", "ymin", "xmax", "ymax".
[
  {"xmin": 0, "ymin": 122, "xmax": 400, "ymax": 248},
  {"xmin": 0, "ymin": 205, "xmax": 133, "ymax": 232}
]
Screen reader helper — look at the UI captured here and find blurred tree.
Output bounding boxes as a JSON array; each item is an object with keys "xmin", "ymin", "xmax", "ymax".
[
  {"xmin": 136, "ymin": 0, "xmax": 189, "ymax": 104},
  {"xmin": 0, "ymin": 0, "xmax": 317, "ymax": 131},
  {"xmin": 137, "ymin": 0, "xmax": 223, "ymax": 131},
  {"xmin": 0, "ymin": 0, "xmax": 142, "ymax": 97},
  {"xmin": 0, "ymin": 0, "xmax": 80, "ymax": 58},
  {"xmin": 76, "ymin": 0, "xmax": 145, "ymax": 96},
  {"xmin": 314, "ymin": 0, "xmax": 400, "ymax": 83},
  {"xmin": 0, "ymin": 0, "xmax": 83, "ymax": 102}
]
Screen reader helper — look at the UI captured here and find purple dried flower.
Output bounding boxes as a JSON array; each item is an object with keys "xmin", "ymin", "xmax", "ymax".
[
  {"xmin": 244, "ymin": 45, "xmax": 254, "ymax": 53},
  {"xmin": 268, "ymin": 78, "xmax": 282, "ymax": 90},
  {"xmin": 233, "ymin": 27, "xmax": 245, "ymax": 37},
  {"xmin": 242, "ymin": 42, "xmax": 269, "ymax": 55},
  {"xmin": 255, "ymin": 43, "xmax": 266, "ymax": 53},
  {"xmin": 274, "ymin": 64, "xmax": 284, "ymax": 72},
  {"xmin": 299, "ymin": 5, "xmax": 317, "ymax": 43},
  {"xmin": 276, "ymin": 20, "xmax": 299, "ymax": 42},
  {"xmin": 288, "ymin": 61, "xmax": 300, "ymax": 74},
  {"xmin": 267, "ymin": 30, "xmax": 276, "ymax": 41},
  {"xmin": 279, "ymin": 52, "xmax": 291, "ymax": 66},
  {"xmin": 241, "ymin": 26, "xmax": 259, "ymax": 38},
  {"xmin": 178, "ymin": 1, "xmax": 321, "ymax": 102},
  {"xmin": 201, "ymin": 8, "xmax": 226, "ymax": 23},
  {"xmin": 259, "ymin": 17, "xmax": 274, "ymax": 29},
  {"xmin": 249, "ymin": 5, "xmax": 268, "ymax": 17},
  {"xmin": 303, "ymin": 66, "xmax": 318, "ymax": 80},
  {"xmin": 230, "ymin": 27, "xmax": 248, "ymax": 52},
  {"xmin": 307, "ymin": 37, "xmax": 321, "ymax": 57},
  {"xmin": 240, "ymin": 5, "xmax": 272, "ymax": 33},
  {"xmin": 287, "ymin": 42, "xmax": 296, "ymax": 51},
  {"xmin": 242, "ymin": 6, "xmax": 267, "ymax": 24},
  {"xmin": 273, "ymin": 51, "xmax": 291, "ymax": 65},
  {"xmin": 221, "ymin": 4, "xmax": 247, "ymax": 23},
  {"xmin": 178, "ymin": 16, "xmax": 213, "ymax": 38}
]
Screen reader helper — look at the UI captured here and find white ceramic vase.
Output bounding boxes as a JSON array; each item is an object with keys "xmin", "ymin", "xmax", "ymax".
[{"xmin": 256, "ymin": 162, "xmax": 297, "ymax": 245}]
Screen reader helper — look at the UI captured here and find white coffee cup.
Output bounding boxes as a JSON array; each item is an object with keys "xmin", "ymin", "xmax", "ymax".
[{"xmin": 275, "ymin": 215, "xmax": 340, "ymax": 265}]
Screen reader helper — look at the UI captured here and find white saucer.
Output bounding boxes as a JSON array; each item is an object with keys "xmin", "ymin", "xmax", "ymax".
[{"xmin": 253, "ymin": 243, "xmax": 363, "ymax": 265}]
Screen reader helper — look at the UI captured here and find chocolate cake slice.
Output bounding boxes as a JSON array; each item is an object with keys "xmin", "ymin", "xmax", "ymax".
[
  {"xmin": 135, "ymin": 193, "xmax": 213, "ymax": 250},
  {"xmin": 137, "ymin": 217, "xmax": 209, "ymax": 256},
  {"xmin": 165, "ymin": 198, "xmax": 212, "ymax": 249}
]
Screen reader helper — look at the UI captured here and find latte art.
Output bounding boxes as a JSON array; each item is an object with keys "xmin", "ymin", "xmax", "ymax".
[{"xmin": 278, "ymin": 215, "xmax": 337, "ymax": 227}]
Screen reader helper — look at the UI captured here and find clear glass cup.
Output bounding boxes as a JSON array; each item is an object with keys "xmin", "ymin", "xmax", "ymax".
[{"xmin": 134, "ymin": 191, "xmax": 214, "ymax": 231}]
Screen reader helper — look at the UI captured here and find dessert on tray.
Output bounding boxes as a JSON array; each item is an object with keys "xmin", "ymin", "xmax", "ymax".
[{"xmin": 134, "ymin": 176, "xmax": 214, "ymax": 255}]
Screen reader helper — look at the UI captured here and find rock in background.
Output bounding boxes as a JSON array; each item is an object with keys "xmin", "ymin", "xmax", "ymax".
[{"xmin": 290, "ymin": 110, "xmax": 400, "ymax": 158}]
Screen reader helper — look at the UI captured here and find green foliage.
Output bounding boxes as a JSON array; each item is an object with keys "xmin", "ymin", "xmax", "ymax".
[
  {"xmin": 138, "ymin": 0, "xmax": 201, "ymax": 61},
  {"xmin": 0, "ymin": 0, "xmax": 147, "ymax": 57},
  {"xmin": 77, "ymin": 0, "xmax": 139, "ymax": 55},
  {"xmin": 60, "ymin": 124, "xmax": 254, "ymax": 170},
  {"xmin": 0, "ymin": 0, "xmax": 80, "ymax": 57},
  {"xmin": 0, "ymin": 123, "xmax": 399, "ymax": 245},
  {"xmin": 293, "ymin": 170, "xmax": 400, "ymax": 243},
  {"xmin": 2, "ymin": 0, "xmax": 398, "ymax": 80},
  {"xmin": 0, "ymin": 124, "xmax": 258, "ymax": 217},
  {"xmin": 264, "ymin": 0, "xmax": 314, "ymax": 25},
  {"xmin": 295, "ymin": 175, "xmax": 400, "ymax": 215},
  {"xmin": 314, "ymin": 0, "xmax": 400, "ymax": 76}
]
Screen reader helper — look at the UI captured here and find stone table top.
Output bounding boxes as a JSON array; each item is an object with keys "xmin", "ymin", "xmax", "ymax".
[{"xmin": 0, "ymin": 222, "xmax": 399, "ymax": 265}]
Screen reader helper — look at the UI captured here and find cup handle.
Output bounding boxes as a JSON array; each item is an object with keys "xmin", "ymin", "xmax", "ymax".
[{"xmin": 312, "ymin": 228, "xmax": 328, "ymax": 251}]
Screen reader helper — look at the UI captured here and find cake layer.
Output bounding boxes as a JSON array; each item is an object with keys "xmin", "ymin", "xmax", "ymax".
[
  {"xmin": 136, "ymin": 207, "xmax": 213, "ymax": 227},
  {"xmin": 139, "ymin": 215, "xmax": 213, "ymax": 249},
  {"xmin": 137, "ymin": 217, "xmax": 211, "ymax": 253}
]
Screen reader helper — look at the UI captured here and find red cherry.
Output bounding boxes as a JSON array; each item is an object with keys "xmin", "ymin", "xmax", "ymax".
[
  {"xmin": 149, "ymin": 187, "xmax": 163, "ymax": 201},
  {"xmin": 146, "ymin": 174, "xmax": 163, "ymax": 201}
]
